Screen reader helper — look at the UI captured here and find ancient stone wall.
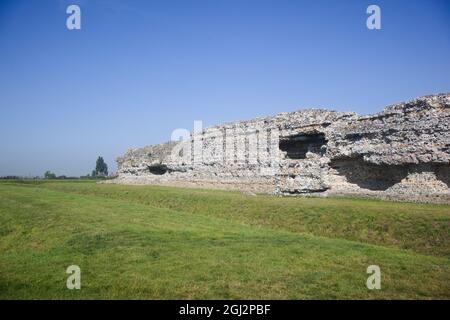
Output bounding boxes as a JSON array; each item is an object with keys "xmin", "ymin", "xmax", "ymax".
[{"xmin": 114, "ymin": 93, "xmax": 450, "ymax": 203}]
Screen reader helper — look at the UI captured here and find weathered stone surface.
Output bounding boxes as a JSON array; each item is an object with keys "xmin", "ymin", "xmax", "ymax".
[{"xmin": 113, "ymin": 93, "xmax": 450, "ymax": 203}]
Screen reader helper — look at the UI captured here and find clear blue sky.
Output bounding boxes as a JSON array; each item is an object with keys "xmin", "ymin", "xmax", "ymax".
[{"xmin": 1, "ymin": 0, "xmax": 449, "ymax": 176}]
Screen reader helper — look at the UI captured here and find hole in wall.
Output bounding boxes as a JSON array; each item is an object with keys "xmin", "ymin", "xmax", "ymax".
[
  {"xmin": 148, "ymin": 164, "xmax": 168, "ymax": 175},
  {"xmin": 279, "ymin": 132, "xmax": 327, "ymax": 159},
  {"xmin": 436, "ymin": 164, "xmax": 450, "ymax": 187},
  {"xmin": 330, "ymin": 157, "xmax": 408, "ymax": 191}
]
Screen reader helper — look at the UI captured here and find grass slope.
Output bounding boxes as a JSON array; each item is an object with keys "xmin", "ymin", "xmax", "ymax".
[{"xmin": 0, "ymin": 180, "xmax": 449, "ymax": 299}]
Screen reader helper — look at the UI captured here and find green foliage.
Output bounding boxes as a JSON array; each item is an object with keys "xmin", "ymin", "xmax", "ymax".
[
  {"xmin": 44, "ymin": 171, "xmax": 56, "ymax": 179},
  {"xmin": 0, "ymin": 180, "xmax": 449, "ymax": 299},
  {"xmin": 0, "ymin": 176, "xmax": 21, "ymax": 179},
  {"xmin": 94, "ymin": 156, "xmax": 108, "ymax": 177}
]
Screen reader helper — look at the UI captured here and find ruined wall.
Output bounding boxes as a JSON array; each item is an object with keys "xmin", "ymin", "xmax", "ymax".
[{"xmin": 115, "ymin": 93, "xmax": 450, "ymax": 203}]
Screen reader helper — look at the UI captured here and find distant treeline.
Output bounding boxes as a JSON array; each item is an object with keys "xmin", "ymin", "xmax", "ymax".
[
  {"xmin": 0, "ymin": 176, "xmax": 33, "ymax": 180},
  {"xmin": 0, "ymin": 156, "xmax": 114, "ymax": 181},
  {"xmin": 0, "ymin": 175, "xmax": 117, "ymax": 180}
]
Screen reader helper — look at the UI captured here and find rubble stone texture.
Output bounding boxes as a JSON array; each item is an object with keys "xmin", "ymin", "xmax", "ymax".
[{"xmin": 114, "ymin": 93, "xmax": 450, "ymax": 203}]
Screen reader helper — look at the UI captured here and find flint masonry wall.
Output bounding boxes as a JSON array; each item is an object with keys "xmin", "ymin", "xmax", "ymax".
[{"xmin": 115, "ymin": 93, "xmax": 450, "ymax": 203}]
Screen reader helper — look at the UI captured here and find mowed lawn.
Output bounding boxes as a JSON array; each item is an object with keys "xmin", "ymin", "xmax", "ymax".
[{"xmin": 0, "ymin": 180, "xmax": 449, "ymax": 299}]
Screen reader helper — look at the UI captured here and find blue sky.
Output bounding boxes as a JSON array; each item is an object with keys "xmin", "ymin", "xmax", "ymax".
[{"xmin": 0, "ymin": 0, "xmax": 449, "ymax": 176}]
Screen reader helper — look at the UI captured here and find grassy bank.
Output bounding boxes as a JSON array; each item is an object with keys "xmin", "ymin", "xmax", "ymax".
[{"xmin": 0, "ymin": 180, "xmax": 449, "ymax": 299}]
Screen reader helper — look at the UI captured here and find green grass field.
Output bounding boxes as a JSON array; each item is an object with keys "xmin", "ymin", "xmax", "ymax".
[{"xmin": 0, "ymin": 179, "xmax": 449, "ymax": 299}]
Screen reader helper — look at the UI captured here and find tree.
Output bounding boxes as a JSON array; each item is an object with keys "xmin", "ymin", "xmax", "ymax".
[
  {"xmin": 94, "ymin": 156, "xmax": 108, "ymax": 177},
  {"xmin": 44, "ymin": 171, "xmax": 56, "ymax": 179}
]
